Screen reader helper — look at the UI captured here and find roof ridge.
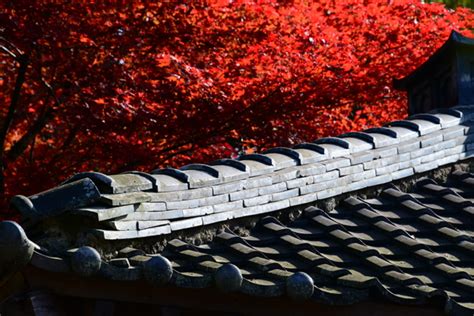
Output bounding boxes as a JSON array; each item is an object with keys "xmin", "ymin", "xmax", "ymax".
[{"xmin": 11, "ymin": 104, "xmax": 474, "ymax": 240}]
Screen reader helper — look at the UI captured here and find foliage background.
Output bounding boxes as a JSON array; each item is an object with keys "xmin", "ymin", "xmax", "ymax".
[
  {"xmin": 432, "ymin": 0, "xmax": 474, "ymax": 9},
  {"xmin": 0, "ymin": 0, "xmax": 473, "ymax": 219}
]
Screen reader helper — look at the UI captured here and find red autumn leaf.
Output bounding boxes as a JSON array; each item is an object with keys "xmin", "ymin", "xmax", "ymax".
[{"xmin": 0, "ymin": 0, "xmax": 472, "ymax": 220}]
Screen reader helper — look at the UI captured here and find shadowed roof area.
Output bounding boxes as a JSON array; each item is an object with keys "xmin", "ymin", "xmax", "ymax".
[{"xmin": 27, "ymin": 170, "xmax": 474, "ymax": 316}]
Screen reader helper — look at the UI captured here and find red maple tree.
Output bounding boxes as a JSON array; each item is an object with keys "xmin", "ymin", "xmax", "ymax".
[{"xmin": 0, "ymin": 1, "xmax": 473, "ymax": 219}]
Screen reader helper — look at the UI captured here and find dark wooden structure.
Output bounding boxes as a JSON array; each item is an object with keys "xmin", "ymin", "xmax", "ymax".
[{"xmin": 395, "ymin": 31, "xmax": 474, "ymax": 114}]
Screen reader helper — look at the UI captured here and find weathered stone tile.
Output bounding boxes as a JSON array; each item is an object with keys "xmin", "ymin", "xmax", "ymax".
[
  {"xmin": 419, "ymin": 132, "xmax": 443, "ymax": 148},
  {"xmin": 314, "ymin": 137, "xmax": 350, "ymax": 148},
  {"xmin": 100, "ymin": 192, "xmax": 152, "ymax": 206},
  {"xmin": 108, "ymin": 174, "xmax": 154, "ymax": 194},
  {"xmin": 151, "ymin": 172, "xmax": 188, "ymax": 192},
  {"xmin": 264, "ymin": 153, "xmax": 298, "ymax": 170},
  {"xmin": 182, "ymin": 206, "xmax": 214, "ymax": 218},
  {"xmin": 300, "ymin": 181, "xmax": 329, "ymax": 195},
  {"xmin": 384, "ymin": 126, "xmax": 419, "ymax": 142},
  {"xmin": 362, "ymin": 174, "xmax": 392, "ymax": 187},
  {"xmin": 339, "ymin": 132, "xmax": 375, "ymax": 146},
  {"xmin": 363, "ymin": 158, "xmax": 385, "ymax": 170},
  {"xmin": 397, "ymin": 139, "xmax": 420, "ymax": 154},
  {"xmin": 391, "ymin": 168, "xmax": 414, "ymax": 180},
  {"xmin": 323, "ymin": 157, "xmax": 351, "ymax": 171},
  {"xmin": 376, "ymin": 163, "xmax": 400, "ymax": 176},
  {"xmin": 411, "ymin": 146, "xmax": 434, "ymax": 159},
  {"xmin": 122, "ymin": 210, "xmax": 183, "ymax": 221},
  {"xmin": 181, "ymin": 166, "xmax": 221, "ymax": 188},
  {"xmin": 372, "ymin": 145, "xmax": 398, "ymax": 159},
  {"xmin": 137, "ymin": 220, "xmax": 170, "ymax": 230},
  {"xmin": 391, "ymin": 119, "xmax": 441, "ymax": 135},
  {"xmin": 408, "ymin": 157, "xmax": 422, "ymax": 169},
  {"xmin": 316, "ymin": 143, "xmax": 350, "ymax": 158},
  {"xmin": 420, "ymin": 150, "xmax": 445, "ymax": 164},
  {"xmin": 444, "ymin": 144, "xmax": 465, "ymax": 156},
  {"xmin": 147, "ymin": 187, "xmax": 213, "ymax": 202},
  {"xmin": 269, "ymin": 167, "xmax": 299, "ymax": 183},
  {"xmin": 414, "ymin": 161, "xmax": 438, "ymax": 174},
  {"xmin": 76, "ymin": 204, "xmax": 135, "ymax": 221},
  {"xmin": 237, "ymin": 200, "xmax": 290, "ymax": 218},
  {"xmin": 239, "ymin": 156, "xmax": 275, "ymax": 177},
  {"xmin": 442, "ymin": 125, "xmax": 465, "ymax": 141},
  {"xmin": 325, "ymin": 176, "xmax": 351, "ymax": 190},
  {"xmin": 398, "ymin": 152, "xmax": 411, "ymax": 162},
  {"xmin": 286, "ymin": 176, "xmax": 314, "ymax": 189},
  {"xmin": 93, "ymin": 224, "xmax": 171, "ymax": 240},
  {"xmin": 364, "ymin": 128, "xmax": 399, "ymax": 147},
  {"xmin": 437, "ymin": 154, "xmax": 460, "ymax": 167},
  {"xmin": 349, "ymin": 151, "xmax": 374, "ymax": 165},
  {"xmin": 346, "ymin": 180, "xmax": 368, "ymax": 192},
  {"xmin": 136, "ymin": 225, "xmax": 172, "ymax": 238},
  {"xmin": 229, "ymin": 187, "xmax": 259, "ymax": 201},
  {"xmin": 271, "ymin": 188, "xmax": 299, "ymax": 202},
  {"xmin": 289, "ymin": 193, "xmax": 317, "ymax": 206},
  {"xmin": 24, "ymin": 178, "xmax": 100, "ymax": 219},
  {"xmin": 340, "ymin": 136, "xmax": 373, "ymax": 152},
  {"xmin": 338, "ymin": 164, "xmax": 364, "ymax": 176},
  {"xmin": 293, "ymin": 148, "xmax": 327, "ymax": 164},
  {"xmin": 426, "ymin": 113, "xmax": 461, "ymax": 128},
  {"xmin": 298, "ymin": 163, "xmax": 326, "ymax": 177},
  {"xmin": 433, "ymin": 139, "xmax": 457, "ymax": 152},
  {"xmin": 136, "ymin": 202, "xmax": 167, "ymax": 212},
  {"xmin": 213, "ymin": 200, "xmax": 244, "ymax": 213},
  {"xmin": 313, "ymin": 170, "xmax": 339, "ymax": 183},
  {"xmin": 105, "ymin": 219, "xmax": 169, "ymax": 231},
  {"xmin": 349, "ymin": 169, "xmax": 376, "ymax": 182},
  {"xmin": 105, "ymin": 220, "xmax": 137, "ymax": 230},
  {"xmin": 317, "ymin": 187, "xmax": 344, "ymax": 200},
  {"xmin": 212, "ymin": 181, "xmax": 244, "ymax": 195},
  {"xmin": 170, "ymin": 217, "xmax": 204, "ymax": 231},
  {"xmin": 198, "ymin": 194, "xmax": 229, "ymax": 207},
  {"xmin": 166, "ymin": 199, "xmax": 200, "ymax": 210},
  {"xmin": 243, "ymin": 175, "xmax": 273, "ymax": 189},
  {"xmin": 399, "ymin": 159, "xmax": 413, "ymax": 170},
  {"xmin": 202, "ymin": 211, "xmax": 234, "ymax": 225},
  {"xmin": 258, "ymin": 182, "xmax": 287, "ymax": 195},
  {"xmin": 209, "ymin": 162, "xmax": 249, "ymax": 182},
  {"xmin": 244, "ymin": 195, "xmax": 271, "ymax": 207}
]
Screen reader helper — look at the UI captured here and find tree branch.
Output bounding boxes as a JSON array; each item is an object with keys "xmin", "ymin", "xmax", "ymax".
[
  {"xmin": 6, "ymin": 106, "xmax": 53, "ymax": 162},
  {"xmin": 0, "ymin": 53, "xmax": 29, "ymax": 155},
  {"xmin": 0, "ymin": 52, "xmax": 29, "ymax": 194}
]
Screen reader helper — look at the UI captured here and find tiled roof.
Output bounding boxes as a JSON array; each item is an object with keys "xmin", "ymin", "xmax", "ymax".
[
  {"xmin": 395, "ymin": 31, "xmax": 474, "ymax": 90},
  {"xmin": 22, "ymin": 170, "xmax": 474, "ymax": 315},
  {"xmin": 10, "ymin": 105, "xmax": 474, "ymax": 240},
  {"xmin": 2, "ymin": 105, "xmax": 474, "ymax": 314}
]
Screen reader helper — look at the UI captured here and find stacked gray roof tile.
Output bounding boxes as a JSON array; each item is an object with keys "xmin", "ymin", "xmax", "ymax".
[
  {"xmin": 9, "ymin": 105, "xmax": 474, "ymax": 240},
  {"xmin": 3, "ymin": 105, "xmax": 474, "ymax": 315}
]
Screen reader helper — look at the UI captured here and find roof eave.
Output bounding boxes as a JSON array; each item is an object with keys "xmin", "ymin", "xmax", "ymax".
[{"xmin": 394, "ymin": 30, "xmax": 474, "ymax": 91}]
